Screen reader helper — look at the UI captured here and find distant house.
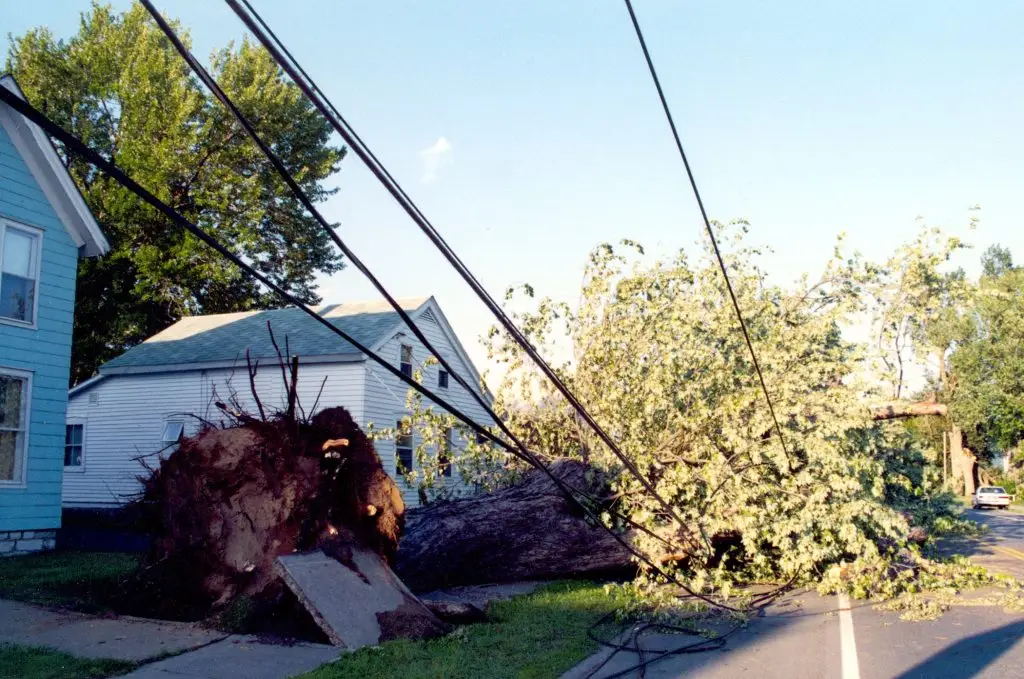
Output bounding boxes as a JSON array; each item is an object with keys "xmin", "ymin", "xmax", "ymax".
[
  {"xmin": 64, "ymin": 296, "xmax": 492, "ymax": 509},
  {"xmin": 0, "ymin": 75, "xmax": 110, "ymax": 555}
]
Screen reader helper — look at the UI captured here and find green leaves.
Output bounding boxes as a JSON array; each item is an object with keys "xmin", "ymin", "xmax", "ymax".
[{"xmin": 6, "ymin": 3, "xmax": 346, "ymax": 383}]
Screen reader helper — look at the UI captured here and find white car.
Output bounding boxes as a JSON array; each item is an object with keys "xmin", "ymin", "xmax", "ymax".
[{"xmin": 972, "ymin": 486, "xmax": 1013, "ymax": 510}]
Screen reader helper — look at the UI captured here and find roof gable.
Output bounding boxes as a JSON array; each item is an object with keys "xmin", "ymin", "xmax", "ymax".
[
  {"xmin": 0, "ymin": 75, "xmax": 109, "ymax": 257},
  {"xmin": 370, "ymin": 296, "xmax": 489, "ymax": 400},
  {"xmin": 100, "ymin": 298, "xmax": 430, "ymax": 375}
]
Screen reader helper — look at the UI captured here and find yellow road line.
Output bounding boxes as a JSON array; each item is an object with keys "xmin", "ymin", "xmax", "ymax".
[{"xmin": 993, "ymin": 545, "xmax": 1024, "ymax": 561}]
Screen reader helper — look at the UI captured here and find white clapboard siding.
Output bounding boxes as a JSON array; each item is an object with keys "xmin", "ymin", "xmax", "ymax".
[
  {"xmin": 363, "ymin": 306, "xmax": 494, "ymax": 507},
  {"xmin": 63, "ymin": 299, "xmax": 492, "ymax": 509},
  {"xmin": 63, "ymin": 362, "xmax": 365, "ymax": 507}
]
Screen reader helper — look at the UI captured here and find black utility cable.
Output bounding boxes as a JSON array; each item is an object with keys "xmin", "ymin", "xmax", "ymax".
[
  {"xmin": 140, "ymin": 0, "xmax": 516, "ymax": 455},
  {"xmin": 0, "ymin": 85, "xmax": 742, "ymax": 613},
  {"xmin": 139, "ymin": 0, "xmax": 680, "ymax": 561},
  {"xmin": 224, "ymin": 0, "xmax": 694, "ymax": 534},
  {"xmin": 622, "ymin": 0, "xmax": 791, "ymax": 471}
]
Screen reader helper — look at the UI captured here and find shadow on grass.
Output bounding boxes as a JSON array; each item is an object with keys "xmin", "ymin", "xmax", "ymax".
[{"xmin": 0, "ymin": 551, "xmax": 139, "ymax": 614}]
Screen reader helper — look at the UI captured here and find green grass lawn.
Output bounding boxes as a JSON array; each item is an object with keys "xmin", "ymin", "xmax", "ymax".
[
  {"xmin": 302, "ymin": 581, "xmax": 629, "ymax": 679},
  {"xmin": 0, "ymin": 551, "xmax": 139, "ymax": 613},
  {"xmin": 0, "ymin": 644, "xmax": 136, "ymax": 679}
]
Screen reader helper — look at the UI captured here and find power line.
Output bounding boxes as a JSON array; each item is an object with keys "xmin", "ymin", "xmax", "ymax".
[
  {"xmin": 141, "ymin": 0, "xmax": 707, "ymax": 577},
  {"xmin": 224, "ymin": 0, "xmax": 695, "ymax": 533},
  {"xmin": 138, "ymin": 0, "xmax": 682, "ymax": 560},
  {"xmin": 0, "ymin": 84, "xmax": 741, "ymax": 613},
  {"xmin": 622, "ymin": 0, "xmax": 792, "ymax": 472}
]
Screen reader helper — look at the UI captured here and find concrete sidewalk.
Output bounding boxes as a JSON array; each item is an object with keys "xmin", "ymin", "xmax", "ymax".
[
  {"xmin": 120, "ymin": 636, "xmax": 340, "ymax": 679},
  {"xmin": 0, "ymin": 598, "xmax": 341, "ymax": 678},
  {"xmin": 0, "ymin": 599, "xmax": 226, "ymax": 661}
]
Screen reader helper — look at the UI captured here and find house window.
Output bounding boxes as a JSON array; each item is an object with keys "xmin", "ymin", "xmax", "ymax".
[
  {"xmin": 439, "ymin": 427, "xmax": 453, "ymax": 478},
  {"xmin": 0, "ymin": 222, "xmax": 42, "ymax": 325},
  {"xmin": 400, "ymin": 344, "xmax": 413, "ymax": 378},
  {"xmin": 395, "ymin": 419, "xmax": 413, "ymax": 474},
  {"xmin": 161, "ymin": 420, "xmax": 185, "ymax": 453},
  {"xmin": 64, "ymin": 422, "xmax": 84, "ymax": 469},
  {"xmin": 438, "ymin": 370, "xmax": 449, "ymax": 389},
  {"xmin": 0, "ymin": 369, "xmax": 30, "ymax": 484}
]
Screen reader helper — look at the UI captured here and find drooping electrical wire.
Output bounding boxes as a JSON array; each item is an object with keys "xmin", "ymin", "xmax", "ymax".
[
  {"xmin": 223, "ymin": 0, "xmax": 696, "ymax": 533},
  {"xmin": 622, "ymin": 0, "xmax": 792, "ymax": 472},
  {"xmin": 0, "ymin": 84, "xmax": 745, "ymax": 614},
  {"xmin": 138, "ymin": 0, "xmax": 686, "ymax": 562}
]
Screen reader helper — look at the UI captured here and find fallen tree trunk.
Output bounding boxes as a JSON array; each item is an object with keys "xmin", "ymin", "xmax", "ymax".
[
  {"xmin": 395, "ymin": 460, "xmax": 636, "ymax": 592},
  {"xmin": 872, "ymin": 400, "xmax": 948, "ymax": 420}
]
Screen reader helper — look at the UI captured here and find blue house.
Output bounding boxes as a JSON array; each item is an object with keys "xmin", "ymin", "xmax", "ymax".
[{"xmin": 0, "ymin": 75, "xmax": 109, "ymax": 555}]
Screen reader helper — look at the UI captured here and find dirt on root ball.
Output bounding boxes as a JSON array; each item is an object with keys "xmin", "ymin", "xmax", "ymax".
[{"xmin": 125, "ymin": 406, "xmax": 404, "ymax": 620}]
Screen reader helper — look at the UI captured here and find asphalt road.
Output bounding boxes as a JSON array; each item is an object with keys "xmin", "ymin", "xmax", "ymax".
[
  {"xmin": 956, "ymin": 508, "xmax": 1024, "ymax": 581},
  {"xmin": 566, "ymin": 508, "xmax": 1024, "ymax": 679}
]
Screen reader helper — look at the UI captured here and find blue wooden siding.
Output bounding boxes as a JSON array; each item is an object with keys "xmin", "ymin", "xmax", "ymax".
[{"xmin": 0, "ymin": 123, "xmax": 80, "ymax": 531}]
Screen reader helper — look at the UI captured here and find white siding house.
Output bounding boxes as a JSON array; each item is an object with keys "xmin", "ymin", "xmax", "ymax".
[{"xmin": 64, "ymin": 297, "xmax": 493, "ymax": 508}]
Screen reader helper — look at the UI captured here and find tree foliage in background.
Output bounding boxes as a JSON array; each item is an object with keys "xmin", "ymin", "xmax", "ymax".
[
  {"xmin": 6, "ymin": 3, "xmax": 346, "ymax": 383},
  {"xmin": 949, "ymin": 246, "xmax": 1024, "ymax": 455},
  {"xmin": 866, "ymin": 220, "xmax": 974, "ymax": 401}
]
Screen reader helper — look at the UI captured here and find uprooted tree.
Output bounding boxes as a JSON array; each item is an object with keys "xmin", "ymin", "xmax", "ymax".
[{"xmin": 127, "ymin": 346, "xmax": 410, "ymax": 627}]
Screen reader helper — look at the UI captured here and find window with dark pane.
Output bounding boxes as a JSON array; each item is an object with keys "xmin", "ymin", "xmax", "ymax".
[
  {"xmin": 65, "ymin": 423, "xmax": 84, "ymax": 467},
  {"xmin": 395, "ymin": 419, "xmax": 413, "ymax": 473},
  {"xmin": 0, "ymin": 224, "xmax": 41, "ymax": 324},
  {"xmin": 400, "ymin": 344, "xmax": 413, "ymax": 377},
  {"xmin": 438, "ymin": 370, "xmax": 449, "ymax": 389},
  {"xmin": 439, "ymin": 427, "xmax": 453, "ymax": 477},
  {"xmin": 0, "ymin": 372, "xmax": 28, "ymax": 482}
]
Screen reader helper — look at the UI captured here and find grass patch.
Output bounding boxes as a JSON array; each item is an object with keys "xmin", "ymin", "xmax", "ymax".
[
  {"xmin": 0, "ymin": 551, "xmax": 138, "ymax": 613},
  {"xmin": 0, "ymin": 643, "xmax": 136, "ymax": 679},
  {"xmin": 301, "ymin": 581, "xmax": 629, "ymax": 679}
]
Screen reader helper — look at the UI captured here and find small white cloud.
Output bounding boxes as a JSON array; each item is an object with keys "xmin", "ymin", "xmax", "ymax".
[{"xmin": 420, "ymin": 136, "xmax": 453, "ymax": 184}]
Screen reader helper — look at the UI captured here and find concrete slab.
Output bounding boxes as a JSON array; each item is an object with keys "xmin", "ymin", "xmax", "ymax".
[
  {"xmin": 0, "ymin": 599, "xmax": 226, "ymax": 661},
  {"xmin": 276, "ymin": 546, "xmax": 446, "ymax": 649},
  {"xmin": 119, "ymin": 636, "xmax": 340, "ymax": 679}
]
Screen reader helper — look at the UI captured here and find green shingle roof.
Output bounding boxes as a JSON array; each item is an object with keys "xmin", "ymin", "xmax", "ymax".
[{"xmin": 100, "ymin": 297, "xmax": 429, "ymax": 373}]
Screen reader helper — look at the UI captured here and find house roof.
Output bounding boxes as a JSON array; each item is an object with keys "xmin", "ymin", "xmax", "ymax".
[
  {"xmin": 0, "ymin": 74, "xmax": 110, "ymax": 257},
  {"xmin": 100, "ymin": 297, "xmax": 430, "ymax": 375}
]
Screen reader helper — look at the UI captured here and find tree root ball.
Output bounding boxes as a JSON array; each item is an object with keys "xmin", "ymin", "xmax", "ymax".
[{"xmin": 129, "ymin": 407, "xmax": 404, "ymax": 618}]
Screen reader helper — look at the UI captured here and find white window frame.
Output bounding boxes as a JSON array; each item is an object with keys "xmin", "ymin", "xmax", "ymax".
[
  {"xmin": 64, "ymin": 419, "xmax": 86, "ymax": 472},
  {"xmin": 395, "ymin": 417, "xmax": 414, "ymax": 475},
  {"xmin": 440, "ymin": 426, "xmax": 453, "ymax": 478},
  {"xmin": 0, "ymin": 219, "xmax": 44, "ymax": 330},
  {"xmin": 0, "ymin": 366, "xmax": 32, "ymax": 488},
  {"xmin": 438, "ymin": 369, "xmax": 450, "ymax": 389},
  {"xmin": 161, "ymin": 419, "xmax": 185, "ymax": 453},
  {"xmin": 399, "ymin": 344, "xmax": 413, "ymax": 378}
]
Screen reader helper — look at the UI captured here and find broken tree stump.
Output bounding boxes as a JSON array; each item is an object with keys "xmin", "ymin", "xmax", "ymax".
[{"xmin": 395, "ymin": 459, "xmax": 636, "ymax": 592}]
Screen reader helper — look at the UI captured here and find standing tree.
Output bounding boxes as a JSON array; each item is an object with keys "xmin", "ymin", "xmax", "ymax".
[
  {"xmin": 867, "ymin": 222, "xmax": 978, "ymax": 494},
  {"xmin": 948, "ymin": 246, "xmax": 1024, "ymax": 460},
  {"xmin": 6, "ymin": 3, "xmax": 346, "ymax": 383}
]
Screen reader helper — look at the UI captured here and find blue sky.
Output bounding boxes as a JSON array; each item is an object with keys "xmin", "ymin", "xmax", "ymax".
[{"xmin": 4, "ymin": 1, "xmax": 1023, "ymax": 378}]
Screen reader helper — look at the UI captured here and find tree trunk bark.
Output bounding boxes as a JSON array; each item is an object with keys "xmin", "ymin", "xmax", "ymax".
[
  {"xmin": 395, "ymin": 460, "xmax": 637, "ymax": 592},
  {"xmin": 949, "ymin": 425, "xmax": 977, "ymax": 497},
  {"xmin": 871, "ymin": 401, "xmax": 949, "ymax": 420}
]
